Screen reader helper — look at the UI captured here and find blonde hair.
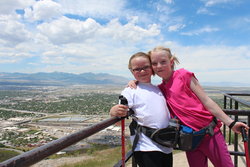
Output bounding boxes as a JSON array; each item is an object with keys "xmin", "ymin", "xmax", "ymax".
[
  {"xmin": 149, "ymin": 46, "xmax": 180, "ymax": 69},
  {"xmin": 128, "ymin": 52, "xmax": 154, "ymax": 75}
]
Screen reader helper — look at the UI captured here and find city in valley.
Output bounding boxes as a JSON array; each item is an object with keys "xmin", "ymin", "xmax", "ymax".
[
  {"xmin": 1, "ymin": 84, "xmax": 250, "ymax": 166},
  {"xmin": 0, "ymin": 85, "xmax": 132, "ymax": 155}
]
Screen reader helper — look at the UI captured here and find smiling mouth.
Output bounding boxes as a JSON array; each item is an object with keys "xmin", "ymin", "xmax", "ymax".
[{"xmin": 140, "ymin": 74, "xmax": 149, "ymax": 77}]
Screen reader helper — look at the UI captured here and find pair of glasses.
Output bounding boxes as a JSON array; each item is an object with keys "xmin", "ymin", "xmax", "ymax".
[{"xmin": 132, "ymin": 65, "xmax": 151, "ymax": 72}]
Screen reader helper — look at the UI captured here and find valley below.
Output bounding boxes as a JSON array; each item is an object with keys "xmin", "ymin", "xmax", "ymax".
[{"xmin": 0, "ymin": 84, "xmax": 250, "ymax": 166}]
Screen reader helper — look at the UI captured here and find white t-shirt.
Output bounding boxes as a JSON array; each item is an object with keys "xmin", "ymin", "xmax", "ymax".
[{"xmin": 121, "ymin": 82, "xmax": 172, "ymax": 154}]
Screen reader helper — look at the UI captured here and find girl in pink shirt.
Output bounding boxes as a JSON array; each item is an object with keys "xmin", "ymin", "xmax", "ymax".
[
  {"xmin": 130, "ymin": 46, "xmax": 249, "ymax": 167},
  {"xmin": 150, "ymin": 46, "xmax": 248, "ymax": 167}
]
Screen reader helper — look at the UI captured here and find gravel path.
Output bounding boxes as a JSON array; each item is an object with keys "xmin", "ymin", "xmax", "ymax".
[{"xmin": 31, "ymin": 155, "xmax": 93, "ymax": 167}]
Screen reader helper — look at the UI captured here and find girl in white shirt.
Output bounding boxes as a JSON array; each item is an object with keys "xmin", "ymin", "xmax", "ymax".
[{"xmin": 110, "ymin": 52, "xmax": 172, "ymax": 167}]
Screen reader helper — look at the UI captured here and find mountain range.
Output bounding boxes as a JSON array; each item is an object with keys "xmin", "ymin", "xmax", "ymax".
[
  {"xmin": 0, "ymin": 72, "xmax": 249, "ymax": 87},
  {"xmin": 0, "ymin": 72, "xmax": 130, "ymax": 86}
]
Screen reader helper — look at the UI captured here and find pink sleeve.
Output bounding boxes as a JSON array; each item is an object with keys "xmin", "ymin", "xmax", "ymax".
[{"xmin": 180, "ymin": 69, "xmax": 197, "ymax": 88}]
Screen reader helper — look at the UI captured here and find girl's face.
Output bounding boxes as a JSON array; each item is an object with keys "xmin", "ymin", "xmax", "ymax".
[
  {"xmin": 150, "ymin": 51, "xmax": 173, "ymax": 81},
  {"xmin": 130, "ymin": 56, "xmax": 153, "ymax": 83}
]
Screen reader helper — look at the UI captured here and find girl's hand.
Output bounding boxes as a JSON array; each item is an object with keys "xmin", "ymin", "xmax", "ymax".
[
  {"xmin": 231, "ymin": 122, "xmax": 249, "ymax": 134},
  {"xmin": 110, "ymin": 104, "xmax": 129, "ymax": 117},
  {"xmin": 127, "ymin": 80, "xmax": 138, "ymax": 89}
]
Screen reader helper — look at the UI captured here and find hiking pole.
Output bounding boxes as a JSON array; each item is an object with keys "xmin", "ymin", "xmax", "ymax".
[
  {"xmin": 119, "ymin": 95, "xmax": 128, "ymax": 167},
  {"xmin": 241, "ymin": 126, "xmax": 250, "ymax": 167},
  {"xmin": 121, "ymin": 118, "xmax": 125, "ymax": 167}
]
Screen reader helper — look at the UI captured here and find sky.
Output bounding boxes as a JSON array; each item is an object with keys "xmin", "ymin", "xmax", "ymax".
[{"xmin": 0, "ymin": 0, "xmax": 250, "ymax": 85}]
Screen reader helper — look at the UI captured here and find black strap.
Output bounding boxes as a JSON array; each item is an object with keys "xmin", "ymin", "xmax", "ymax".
[
  {"xmin": 129, "ymin": 119, "xmax": 137, "ymax": 136},
  {"xmin": 132, "ymin": 132, "xmax": 139, "ymax": 151},
  {"xmin": 129, "ymin": 117, "xmax": 217, "ymax": 151},
  {"xmin": 129, "ymin": 119, "xmax": 139, "ymax": 151},
  {"xmin": 200, "ymin": 117, "xmax": 217, "ymax": 136},
  {"xmin": 129, "ymin": 120, "xmax": 158, "ymax": 151},
  {"xmin": 229, "ymin": 120, "xmax": 237, "ymax": 129},
  {"xmin": 139, "ymin": 125, "xmax": 157, "ymax": 138}
]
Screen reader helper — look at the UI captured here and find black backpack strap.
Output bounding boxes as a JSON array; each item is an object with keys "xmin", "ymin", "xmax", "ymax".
[
  {"xmin": 129, "ymin": 119, "xmax": 137, "ymax": 136},
  {"xmin": 129, "ymin": 120, "xmax": 157, "ymax": 151},
  {"xmin": 129, "ymin": 119, "xmax": 139, "ymax": 151},
  {"xmin": 139, "ymin": 125, "xmax": 157, "ymax": 138}
]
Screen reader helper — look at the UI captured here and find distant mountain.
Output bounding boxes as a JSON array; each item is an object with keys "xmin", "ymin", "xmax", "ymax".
[
  {"xmin": 0, "ymin": 72, "xmax": 129, "ymax": 86},
  {"xmin": 1, "ymin": 72, "xmax": 248, "ymax": 88}
]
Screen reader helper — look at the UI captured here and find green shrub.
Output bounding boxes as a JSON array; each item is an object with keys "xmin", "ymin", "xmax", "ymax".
[{"xmin": 0, "ymin": 150, "xmax": 20, "ymax": 162}]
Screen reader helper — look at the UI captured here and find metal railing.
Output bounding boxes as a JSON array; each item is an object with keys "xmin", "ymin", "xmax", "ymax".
[
  {"xmin": 223, "ymin": 92, "xmax": 250, "ymax": 167},
  {"xmin": 0, "ymin": 92, "xmax": 249, "ymax": 167}
]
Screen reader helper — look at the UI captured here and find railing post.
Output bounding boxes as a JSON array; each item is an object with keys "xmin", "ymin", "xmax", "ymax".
[
  {"xmin": 223, "ymin": 95, "xmax": 227, "ymax": 139},
  {"xmin": 229, "ymin": 98, "xmax": 233, "ymax": 145},
  {"xmin": 234, "ymin": 101, "xmax": 239, "ymax": 167}
]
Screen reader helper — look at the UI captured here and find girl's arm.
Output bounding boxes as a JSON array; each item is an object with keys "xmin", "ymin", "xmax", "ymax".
[{"xmin": 190, "ymin": 77, "xmax": 249, "ymax": 133}]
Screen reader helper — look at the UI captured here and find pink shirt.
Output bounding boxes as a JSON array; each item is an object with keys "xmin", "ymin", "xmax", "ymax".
[{"xmin": 158, "ymin": 68, "xmax": 221, "ymax": 131}]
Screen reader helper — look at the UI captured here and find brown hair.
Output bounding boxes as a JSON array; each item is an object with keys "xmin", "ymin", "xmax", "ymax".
[
  {"xmin": 128, "ymin": 52, "xmax": 154, "ymax": 75},
  {"xmin": 149, "ymin": 46, "xmax": 180, "ymax": 69}
]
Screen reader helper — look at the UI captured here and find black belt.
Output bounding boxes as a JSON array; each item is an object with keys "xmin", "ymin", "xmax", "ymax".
[{"xmin": 129, "ymin": 117, "xmax": 218, "ymax": 151}]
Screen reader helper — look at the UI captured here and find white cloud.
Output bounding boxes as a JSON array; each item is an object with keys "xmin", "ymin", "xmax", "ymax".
[
  {"xmin": 37, "ymin": 16, "xmax": 160, "ymax": 45},
  {"xmin": 164, "ymin": 0, "xmax": 174, "ymax": 4},
  {"xmin": 34, "ymin": 17, "xmax": 161, "ymax": 74},
  {"xmin": 59, "ymin": 0, "xmax": 126, "ymax": 18},
  {"xmin": 37, "ymin": 17, "xmax": 101, "ymax": 44},
  {"xmin": 33, "ymin": 42, "xmax": 136, "ymax": 75},
  {"xmin": 172, "ymin": 45, "xmax": 250, "ymax": 83},
  {"xmin": 229, "ymin": 16, "xmax": 250, "ymax": 31},
  {"xmin": 198, "ymin": 0, "xmax": 237, "ymax": 16},
  {"xmin": 0, "ymin": 0, "xmax": 35, "ymax": 14},
  {"xmin": 197, "ymin": 7, "xmax": 215, "ymax": 15},
  {"xmin": 181, "ymin": 26, "xmax": 219, "ymax": 36},
  {"xmin": 0, "ymin": 0, "xmax": 250, "ymax": 85},
  {"xmin": 0, "ymin": 17, "xmax": 31, "ymax": 46},
  {"xmin": 168, "ymin": 24, "xmax": 185, "ymax": 32},
  {"xmin": 24, "ymin": 0, "xmax": 62, "ymax": 21},
  {"xmin": 0, "ymin": 0, "xmax": 161, "ymax": 75},
  {"xmin": 202, "ymin": 0, "xmax": 235, "ymax": 7},
  {"xmin": 99, "ymin": 18, "xmax": 160, "ymax": 42},
  {"xmin": 0, "ymin": 47, "xmax": 34, "ymax": 64},
  {"xmin": 156, "ymin": 3, "xmax": 175, "ymax": 13}
]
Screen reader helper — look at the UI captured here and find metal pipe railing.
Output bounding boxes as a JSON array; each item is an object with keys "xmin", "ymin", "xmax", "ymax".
[
  {"xmin": 223, "ymin": 92, "xmax": 250, "ymax": 167},
  {"xmin": 224, "ymin": 109, "xmax": 250, "ymax": 116},
  {"xmin": 223, "ymin": 93, "xmax": 250, "ymax": 107},
  {"xmin": 0, "ymin": 116, "xmax": 123, "ymax": 167}
]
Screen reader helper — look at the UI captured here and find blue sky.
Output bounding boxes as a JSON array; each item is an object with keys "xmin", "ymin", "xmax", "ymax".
[{"xmin": 0, "ymin": 0, "xmax": 250, "ymax": 85}]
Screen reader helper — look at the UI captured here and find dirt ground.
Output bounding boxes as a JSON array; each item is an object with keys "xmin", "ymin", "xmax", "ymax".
[
  {"xmin": 173, "ymin": 143, "xmax": 246, "ymax": 167},
  {"xmin": 32, "ymin": 143, "xmax": 247, "ymax": 167}
]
